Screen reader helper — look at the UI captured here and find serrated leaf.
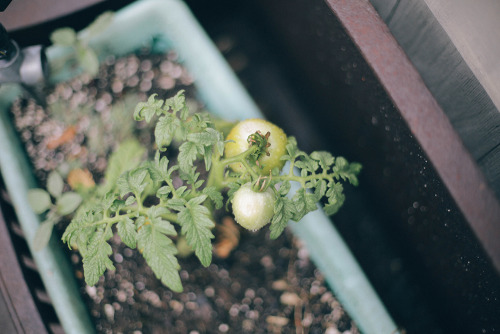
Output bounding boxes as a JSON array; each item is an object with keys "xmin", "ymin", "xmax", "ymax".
[
  {"xmin": 117, "ymin": 217, "xmax": 137, "ymax": 248},
  {"xmin": 313, "ymin": 180, "xmax": 327, "ymax": 201},
  {"xmin": 277, "ymin": 181, "xmax": 291, "ymax": 196},
  {"xmin": 27, "ymin": 189, "xmax": 52, "ymax": 214},
  {"xmin": 202, "ymin": 186, "xmax": 224, "ymax": 209},
  {"xmin": 148, "ymin": 207, "xmax": 176, "ymax": 236},
  {"xmin": 33, "ymin": 220, "xmax": 55, "ymax": 251},
  {"xmin": 50, "ymin": 28, "xmax": 76, "ymax": 46},
  {"xmin": 157, "ymin": 186, "xmax": 172, "ymax": 199},
  {"xmin": 334, "ymin": 159, "xmax": 362, "ymax": 186},
  {"xmin": 137, "ymin": 222, "xmax": 182, "ymax": 292},
  {"xmin": 125, "ymin": 196, "xmax": 136, "ymax": 206},
  {"xmin": 155, "ymin": 114, "xmax": 181, "ymax": 150},
  {"xmin": 103, "ymin": 139, "xmax": 145, "ymax": 193},
  {"xmin": 270, "ymin": 196, "xmax": 294, "ymax": 239},
  {"xmin": 295, "ymin": 155, "xmax": 319, "ymax": 174},
  {"xmin": 56, "ymin": 192, "xmax": 82, "ymax": 216},
  {"xmin": 311, "ymin": 151, "xmax": 335, "ymax": 171},
  {"xmin": 47, "ymin": 171, "xmax": 64, "ymax": 198},
  {"xmin": 82, "ymin": 229, "xmax": 115, "ymax": 286},
  {"xmin": 117, "ymin": 168, "xmax": 148, "ymax": 197},
  {"xmin": 177, "ymin": 197, "xmax": 214, "ymax": 267},
  {"xmin": 178, "ymin": 141, "xmax": 203, "ymax": 173},
  {"xmin": 165, "ymin": 198, "xmax": 186, "ymax": 211},
  {"xmin": 134, "ymin": 94, "xmax": 164, "ymax": 122},
  {"xmin": 292, "ymin": 188, "xmax": 318, "ymax": 221},
  {"xmin": 324, "ymin": 181, "xmax": 345, "ymax": 215},
  {"xmin": 164, "ymin": 90, "xmax": 186, "ymax": 114}
]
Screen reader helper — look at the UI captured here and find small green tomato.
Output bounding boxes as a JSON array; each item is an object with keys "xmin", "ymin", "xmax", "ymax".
[
  {"xmin": 231, "ymin": 183, "xmax": 275, "ymax": 231},
  {"xmin": 225, "ymin": 118, "xmax": 287, "ymax": 175}
]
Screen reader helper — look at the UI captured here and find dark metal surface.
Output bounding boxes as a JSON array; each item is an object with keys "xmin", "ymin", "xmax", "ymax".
[
  {"xmin": 246, "ymin": 0, "xmax": 500, "ymax": 332},
  {"xmin": 323, "ymin": 0, "xmax": 500, "ymax": 271}
]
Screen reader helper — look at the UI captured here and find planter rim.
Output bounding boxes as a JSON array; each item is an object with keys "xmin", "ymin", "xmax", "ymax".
[{"xmin": 0, "ymin": 0, "xmax": 399, "ymax": 333}]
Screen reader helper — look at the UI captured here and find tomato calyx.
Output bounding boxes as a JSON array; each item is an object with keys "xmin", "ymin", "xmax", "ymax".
[{"xmin": 247, "ymin": 130, "xmax": 272, "ymax": 170}]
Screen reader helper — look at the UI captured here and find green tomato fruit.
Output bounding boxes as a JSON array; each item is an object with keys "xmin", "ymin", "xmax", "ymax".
[
  {"xmin": 231, "ymin": 183, "xmax": 275, "ymax": 231},
  {"xmin": 225, "ymin": 118, "xmax": 287, "ymax": 175}
]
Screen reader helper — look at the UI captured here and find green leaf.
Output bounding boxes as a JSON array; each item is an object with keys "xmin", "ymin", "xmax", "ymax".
[
  {"xmin": 56, "ymin": 192, "xmax": 83, "ymax": 216},
  {"xmin": 134, "ymin": 94, "xmax": 164, "ymax": 122},
  {"xmin": 27, "ymin": 189, "xmax": 52, "ymax": 214},
  {"xmin": 148, "ymin": 206, "xmax": 176, "ymax": 236},
  {"xmin": 33, "ymin": 220, "xmax": 55, "ymax": 251},
  {"xmin": 155, "ymin": 114, "xmax": 181, "ymax": 150},
  {"xmin": 117, "ymin": 217, "xmax": 137, "ymax": 249},
  {"xmin": 295, "ymin": 155, "xmax": 319, "ymax": 174},
  {"xmin": 137, "ymin": 221, "xmax": 182, "ymax": 292},
  {"xmin": 202, "ymin": 186, "xmax": 224, "ymax": 210},
  {"xmin": 179, "ymin": 167, "xmax": 202, "ymax": 189},
  {"xmin": 313, "ymin": 180, "xmax": 328, "ymax": 201},
  {"xmin": 270, "ymin": 196, "xmax": 294, "ymax": 239},
  {"xmin": 50, "ymin": 28, "xmax": 76, "ymax": 46},
  {"xmin": 157, "ymin": 186, "xmax": 172, "ymax": 200},
  {"xmin": 47, "ymin": 171, "xmax": 64, "ymax": 198},
  {"xmin": 292, "ymin": 188, "xmax": 318, "ymax": 221},
  {"xmin": 334, "ymin": 158, "xmax": 362, "ymax": 186},
  {"xmin": 324, "ymin": 181, "xmax": 345, "ymax": 215},
  {"xmin": 177, "ymin": 196, "xmax": 214, "ymax": 267},
  {"xmin": 82, "ymin": 229, "xmax": 115, "ymax": 286},
  {"xmin": 116, "ymin": 168, "xmax": 148, "ymax": 197},
  {"xmin": 165, "ymin": 198, "xmax": 186, "ymax": 212},
  {"xmin": 146, "ymin": 153, "xmax": 173, "ymax": 186},
  {"xmin": 164, "ymin": 90, "xmax": 186, "ymax": 114},
  {"xmin": 311, "ymin": 151, "xmax": 335, "ymax": 171},
  {"xmin": 103, "ymin": 139, "xmax": 146, "ymax": 193},
  {"xmin": 178, "ymin": 141, "xmax": 203, "ymax": 173}
]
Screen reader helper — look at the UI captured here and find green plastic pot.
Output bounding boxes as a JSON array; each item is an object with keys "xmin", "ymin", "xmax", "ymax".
[{"xmin": 0, "ymin": 0, "xmax": 399, "ymax": 333}]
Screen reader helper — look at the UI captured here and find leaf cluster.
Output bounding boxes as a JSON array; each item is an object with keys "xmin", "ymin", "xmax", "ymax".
[
  {"xmin": 61, "ymin": 91, "xmax": 224, "ymax": 292},
  {"xmin": 265, "ymin": 137, "xmax": 362, "ymax": 239},
  {"xmin": 48, "ymin": 90, "xmax": 361, "ymax": 292}
]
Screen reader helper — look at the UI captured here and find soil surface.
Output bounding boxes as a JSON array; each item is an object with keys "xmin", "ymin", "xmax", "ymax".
[{"xmin": 10, "ymin": 50, "xmax": 360, "ymax": 334}]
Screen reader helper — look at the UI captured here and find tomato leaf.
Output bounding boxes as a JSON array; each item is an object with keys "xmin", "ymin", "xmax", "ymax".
[
  {"xmin": 270, "ymin": 196, "xmax": 294, "ymax": 239},
  {"xmin": 82, "ymin": 228, "xmax": 115, "ymax": 286},
  {"xmin": 202, "ymin": 186, "xmax": 224, "ymax": 210},
  {"xmin": 134, "ymin": 94, "xmax": 164, "ymax": 122},
  {"xmin": 116, "ymin": 217, "xmax": 137, "ymax": 249},
  {"xmin": 137, "ymin": 218, "xmax": 182, "ymax": 292},
  {"xmin": 177, "ymin": 196, "xmax": 214, "ymax": 267}
]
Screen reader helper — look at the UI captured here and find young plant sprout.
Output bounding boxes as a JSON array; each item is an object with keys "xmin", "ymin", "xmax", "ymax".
[{"xmin": 34, "ymin": 90, "xmax": 360, "ymax": 292}]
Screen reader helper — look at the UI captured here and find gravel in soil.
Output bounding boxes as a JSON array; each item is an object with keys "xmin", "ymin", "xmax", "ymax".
[{"xmin": 9, "ymin": 49, "xmax": 359, "ymax": 334}]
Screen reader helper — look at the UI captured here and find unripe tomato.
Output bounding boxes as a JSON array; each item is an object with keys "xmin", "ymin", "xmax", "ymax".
[
  {"xmin": 231, "ymin": 183, "xmax": 275, "ymax": 231},
  {"xmin": 225, "ymin": 119, "xmax": 287, "ymax": 175}
]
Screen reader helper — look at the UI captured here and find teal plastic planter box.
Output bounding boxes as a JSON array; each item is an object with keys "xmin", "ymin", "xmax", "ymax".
[{"xmin": 0, "ymin": 1, "xmax": 398, "ymax": 333}]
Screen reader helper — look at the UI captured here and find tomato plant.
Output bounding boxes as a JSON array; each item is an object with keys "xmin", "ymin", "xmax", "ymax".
[{"xmin": 34, "ymin": 90, "xmax": 361, "ymax": 292}]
